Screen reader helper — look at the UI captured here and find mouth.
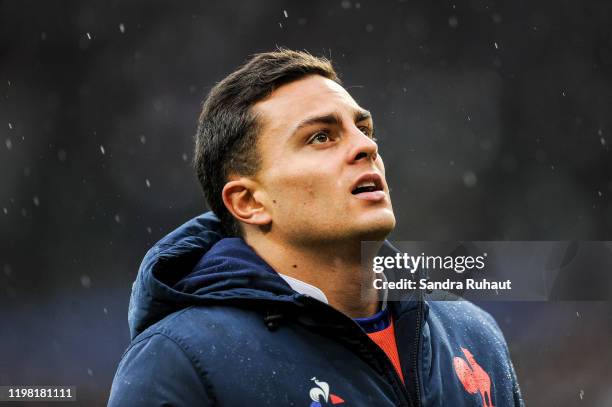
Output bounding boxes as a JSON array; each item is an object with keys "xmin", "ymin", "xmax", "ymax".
[{"xmin": 351, "ymin": 173, "xmax": 386, "ymax": 201}]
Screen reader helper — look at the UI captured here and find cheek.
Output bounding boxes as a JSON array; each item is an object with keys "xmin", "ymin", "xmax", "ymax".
[
  {"xmin": 376, "ymin": 155, "xmax": 386, "ymax": 173},
  {"xmin": 275, "ymin": 159, "xmax": 331, "ymax": 192},
  {"xmin": 268, "ymin": 172, "xmax": 317, "ymax": 201},
  {"xmin": 274, "ymin": 173, "xmax": 336, "ymax": 209},
  {"xmin": 303, "ymin": 179, "xmax": 316, "ymax": 199},
  {"xmin": 263, "ymin": 156, "xmax": 344, "ymax": 210}
]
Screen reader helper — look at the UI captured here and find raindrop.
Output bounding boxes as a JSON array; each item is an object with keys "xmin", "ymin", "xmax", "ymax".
[
  {"xmin": 448, "ymin": 16, "xmax": 459, "ymax": 28},
  {"xmin": 601, "ymin": 137, "xmax": 606, "ymax": 146},
  {"xmin": 80, "ymin": 275, "xmax": 92, "ymax": 288},
  {"xmin": 283, "ymin": 10, "xmax": 288, "ymax": 18},
  {"xmin": 8, "ymin": 122, "xmax": 13, "ymax": 129},
  {"xmin": 145, "ymin": 179, "xmax": 151, "ymax": 188},
  {"xmin": 561, "ymin": 90, "xmax": 566, "ymax": 97},
  {"xmin": 576, "ymin": 311, "xmax": 580, "ymax": 318},
  {"xmin": 2, "ymin": 208, "xmax": 7, "ymax": 215},
  {"xmin": 181, "ymin": 153, "xmax": 188, "ymax": 162},
  {"xmin": 86, "ymin": 32, "xmax": 92, "ymax": 40},
  {"xmin": 100, "ymin": 145, "xmax": 105, "ymax": 155},
  {"xmin": 87, "ymin": 368, "xmax": 93, "ymax": 376},
  {"xmin": 5, "ymin": 139, "xmax": 12, "ymax": 150},
  {"xmin": 494, "ymin": 42, "xmax": 499, "ymax": 49},
  {"xmin": 119, "ymin": 23, "xmax": 126, "ymax": 33},
  {"xmin": 103, "ymin": 307, "xmax": 108, "ymax": 315},
  {"xmin": 146, "ymin": 227, "xmax": 152, "ymax": 234},
  {"xmin": 33, "ymin": 196, "xmax": 40, "ymax": 206},
  {"xmin": 579, "ymin": 389, "xmax": 584, "ymax": 400},
  {"xmin": 114, "ymin": 214, "xmax": 121, "ymax": 223},
  {"xmin": 139, "ymin": 135, "xmax": 146, "ymax": 144},
  {"xmin": 278, "ymin": 22, "xmax": 283, "ymax": 28},
  {"xmin": 597, "ymin": 191, "xmax": 602, "ymax": 197},
  {"xmin": 341, "ymin": 0, "xmax": 351, "ymax": 9},
  {"xmin": 57, "ymin": 149, "xmax": 67, "ymax": 161},
  {"xmin": 463, "ymin": 171, "xmax": 477, "ymax": 188}
]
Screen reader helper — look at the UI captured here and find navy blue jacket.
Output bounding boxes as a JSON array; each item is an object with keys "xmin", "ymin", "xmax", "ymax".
[{"xmin": 108, "ymin": 212, "xmax": 523, "ymax": 406}]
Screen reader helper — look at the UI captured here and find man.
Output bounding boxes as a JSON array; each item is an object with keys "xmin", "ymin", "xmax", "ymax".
[{"xmin": 109, "ymin": 49, "xmax": 523, "ymax": 406}]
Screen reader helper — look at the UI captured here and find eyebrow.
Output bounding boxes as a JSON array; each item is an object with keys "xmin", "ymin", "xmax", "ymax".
[{"xmin": 292, "ymin": 109, "xmax": 373, "ymax": 135}]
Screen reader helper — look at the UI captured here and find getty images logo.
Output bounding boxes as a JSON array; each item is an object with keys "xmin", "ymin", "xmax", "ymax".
[{"xmin": 308, "ymin": 377, "xmax": 345, "ymax": 406}]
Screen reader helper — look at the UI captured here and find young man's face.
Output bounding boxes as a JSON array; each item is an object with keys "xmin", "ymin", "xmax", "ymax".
[{"xmin": 250, "ymin": 74, "xmax": 395, "ymax": 245}]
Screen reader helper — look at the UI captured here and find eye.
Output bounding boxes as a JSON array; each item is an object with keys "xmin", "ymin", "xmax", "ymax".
[
  {"xmin": 308, "ymin": 131, "xmax": 331, "ymax": 145},
  {"xmin": 358, "ymin": 126, "xmax": 377, "ymax": 141}
]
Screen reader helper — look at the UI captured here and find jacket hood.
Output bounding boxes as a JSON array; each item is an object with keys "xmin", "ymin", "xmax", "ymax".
[
  {"xmin": 128, "ymin": 212, "xmax": 299, "ymax": 339},
  {"xmin": 128, "ymin": 212, "xmax": 410, "ymax": 339}
]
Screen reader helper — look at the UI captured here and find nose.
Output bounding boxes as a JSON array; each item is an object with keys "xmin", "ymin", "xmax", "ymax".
[{"xmin": 348, "ymin": 127, "xmax": 378, "ymax": 163}]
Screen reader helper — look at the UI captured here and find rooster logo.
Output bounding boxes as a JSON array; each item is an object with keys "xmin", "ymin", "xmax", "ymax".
[
  {"xmin": 309, "ymin": 377, "xmax": 345, "ymax": 406},
  {"xmin": 453, "ymin": 347, "xmax": 494, "ymax": 407}
]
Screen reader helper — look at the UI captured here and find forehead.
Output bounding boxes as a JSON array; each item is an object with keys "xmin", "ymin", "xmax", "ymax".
[{"xmin": 252, "ymin": 75, "xmax": 364, "ymax": 131}]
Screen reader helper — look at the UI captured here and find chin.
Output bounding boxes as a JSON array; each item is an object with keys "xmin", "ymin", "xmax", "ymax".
[{"xmin": 353, "ymin": 209, "xmax": 396, "ymax": 241}]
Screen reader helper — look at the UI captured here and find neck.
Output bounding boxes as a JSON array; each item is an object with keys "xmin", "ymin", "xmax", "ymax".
[{"xmin": 246, "ymin": 234, "xmax": 381, "ymax": 318}]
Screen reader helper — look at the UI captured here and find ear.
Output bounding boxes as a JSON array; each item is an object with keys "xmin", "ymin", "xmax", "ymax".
[{"xmin": 221, "ymin": 178, "xmax": 272, "ymax": 226}]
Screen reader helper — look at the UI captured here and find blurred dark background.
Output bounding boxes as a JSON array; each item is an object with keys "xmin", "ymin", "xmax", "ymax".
[{"xmin": 1, "ymin": 0, "xmax": 612, "ymax": 405}]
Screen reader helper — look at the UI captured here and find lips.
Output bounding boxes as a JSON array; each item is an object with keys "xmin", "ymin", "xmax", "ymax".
[{"xmin": 351, "ymin": 173, "xmax": 386, "ymax": 202}]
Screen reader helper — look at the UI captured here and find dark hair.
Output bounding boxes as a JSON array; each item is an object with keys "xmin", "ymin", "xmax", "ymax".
[{"xmin": 194, "ymin": 49, "xmax": 341, "ymax": 236}]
